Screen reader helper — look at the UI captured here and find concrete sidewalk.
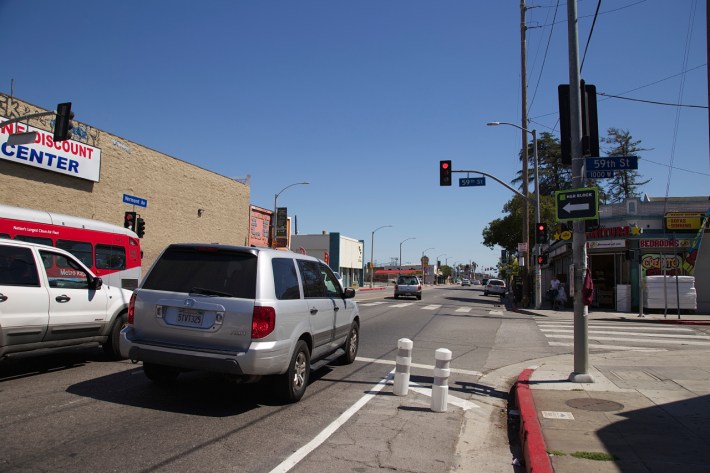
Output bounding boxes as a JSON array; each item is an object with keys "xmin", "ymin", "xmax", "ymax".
[{"xmin": 512, "ymin": 307, "xmax": 710, "ymax": 472}]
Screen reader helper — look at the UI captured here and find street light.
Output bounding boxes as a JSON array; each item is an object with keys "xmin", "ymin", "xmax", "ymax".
[
  {"xmin": 487, "ymin": 121, "xmax": 541, "ymax": 309},
  {"xmin": 271, "ymin": 181, "xmax": 310, "ymax": 248},
  {"xmin": 399, "ymin": 237, "xmax": 416, "ymax": 274},
  {"xmin": 370, "ymin": 225, "xmax": 392, "ymax": 288}
]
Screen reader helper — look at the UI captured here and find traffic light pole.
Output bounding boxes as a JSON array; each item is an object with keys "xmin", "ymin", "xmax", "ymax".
[{"xmin": 566, "ymin": 0, "xmax": 593, "ymax": 383}]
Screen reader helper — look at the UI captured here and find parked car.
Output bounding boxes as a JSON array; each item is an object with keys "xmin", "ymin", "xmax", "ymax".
[
  {"xmin": 394, "ymin": 275, "xmax": 422, "ymax": 300},
  {"xmin": 0, "ymin": 239, "xmax": 131, "ymax": 360},
  {"xmin": 484, "ymin": 278, "xmax": 506, "ymax": 297},
  {"xmin": 461, "ymin": 278, "xmax": 471, "ymax": 286},
  {"xmin": 472, "ymin": 280, "xmax": 481, "ymax": 285},
  {"xmin": 120, "ymin": 244, "xmax": 360, "ymax": 403}
]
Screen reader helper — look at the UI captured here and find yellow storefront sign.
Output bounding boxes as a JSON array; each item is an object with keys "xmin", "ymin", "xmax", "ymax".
[{"xmin": 665, "ymin": 212, "xmax": 703, "ymax": 230}]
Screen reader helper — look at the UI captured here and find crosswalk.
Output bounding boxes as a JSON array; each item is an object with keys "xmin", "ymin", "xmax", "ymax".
[
  {"xmin": 357, "ymin": 301, "xmax": 504, "ymax": 315},
  {"xmin": 536, "ymin": 319, "xmax": 710, "ymax": 352}
]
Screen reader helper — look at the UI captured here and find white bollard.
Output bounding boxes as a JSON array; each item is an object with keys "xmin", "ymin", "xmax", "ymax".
[
  {"xmin": 431, "ymin": 348, "xmax": 452, "ymax": 412},
  {"xmin": 393, "ymin": 338, "xmax": 413, "ymax": 396}
]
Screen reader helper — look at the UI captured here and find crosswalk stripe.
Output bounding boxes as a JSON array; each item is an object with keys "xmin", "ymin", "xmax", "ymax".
[
  {"xmin": 548, "ymin": 342, "xmax": 666, "ymax": 352},
  {"xmin": 391, "ymin": 303, "xmax": 415, "ymax": 308},
  {"xmin": 536, "ymin": 322, "xmax": 695, "ymax": 332},
  {"xmin": 455, "ymin": 307, "xmax": 472, "ymax": 313},
  {"xmin": 544, "ymin": 334, "xmax": 710, "ymax": 346},
  {"xmin": 359, "ymin": 301, "xmax": 389, "ymax": 306},
  {"xmin": 539, "ymin": 328, "xmax": 710, "ymax": 340},
  {"xmin": 421, "ymin": 304, "xmax": 441, "ymax": 310}
]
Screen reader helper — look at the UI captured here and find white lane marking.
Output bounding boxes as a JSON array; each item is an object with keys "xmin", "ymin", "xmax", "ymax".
[
  {"xmin": 455, "ymin": 307, "xmax": 472, "ymax": 313},
  {"xmin": 356, "ymin": 357, "xmax": 483, "ymax": 377},
  {"xmin": 391, "ymin": 303, "xmax": 416, "ymax": 308},
  {"xmin": 548, "ymin": 341, "xmax": 666, "ymax": 352},
  {"xmin": 408, "ymin": 386, "xmax": 480, "ymax": 410},
  {"xmin": 544, "ymin": 334, "xmax": 710, "ymax": 346},
  {"xmin": 359, "ymin": 301, "xmax": 389, "ymax": 306},
  {"xmin": 269, "ymin": 371, "xmax": 393, "ymax": 473},
  {"xmin": 540, "ymin": 328, "xmax": 710, "ymax": 340},
  {"xmin": 489, "ymin": 310, "xmax": 504, "ymax": 315},
  {"xmin": 422, "ymin": 304, "xmax": 441, "ymax": 310}
]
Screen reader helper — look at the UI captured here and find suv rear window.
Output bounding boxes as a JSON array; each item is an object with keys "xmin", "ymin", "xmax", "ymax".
[
  {"xmin": 488, "ymin": 280, "xmax": 504, "ymax": 286},
  {"xmin": 142, "ymin": 246, "xmax": 257, "ymax": 298},
  {"xmin": 398, "ymin": 276, "xmax": 418, "ymax": 285}
]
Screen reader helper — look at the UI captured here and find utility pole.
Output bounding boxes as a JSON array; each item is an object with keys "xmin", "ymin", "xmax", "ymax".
[
  {"xmin": 520, "ymin": 0, "xmax": 531, "ymax": 308},
  {"xmin": 567, "ymin": 0, "xmax": 593, "ymax": 383}
]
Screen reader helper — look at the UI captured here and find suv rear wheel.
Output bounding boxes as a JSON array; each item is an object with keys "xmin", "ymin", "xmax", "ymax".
[{"xmin": 279, "ymin": 340, "xmax": 310, "ymax": 403}]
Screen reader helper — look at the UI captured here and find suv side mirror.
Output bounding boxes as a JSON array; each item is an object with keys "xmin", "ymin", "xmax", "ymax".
[
  {"xmin": 343, "ymin": 287, "xmax": 356, "ymax": 299},
  {"xmin": 90, "ymin": 276, "xmax": 103, "ymax": 290}
]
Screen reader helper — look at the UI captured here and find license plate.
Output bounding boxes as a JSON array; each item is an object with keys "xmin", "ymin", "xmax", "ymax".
[{"xmin": 176, "ymin": 309, "xmax": 204, "ymax": 327}]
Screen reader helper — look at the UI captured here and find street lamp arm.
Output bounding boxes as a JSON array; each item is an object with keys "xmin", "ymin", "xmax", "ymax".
[{"xmin": 276, "ymin": 181, "xmax": 310, "ymax": 199}]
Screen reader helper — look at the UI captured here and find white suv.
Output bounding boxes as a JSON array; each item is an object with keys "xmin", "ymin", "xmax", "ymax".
[
  {"xmin": 120, "ymin": 244, "xmax": 360, "ymax": 403},
  {"xmin": 484, "ymin": 278, "xmax": 506, "ymax": 297},
  {"xmin": 0, "ymin": 239, "xmax": 131, "ymax": 360}
]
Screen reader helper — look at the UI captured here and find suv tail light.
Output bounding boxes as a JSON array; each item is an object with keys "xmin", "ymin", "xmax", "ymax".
[
  {"xmin": 127, "ymin": 292, "xmax": 136, "ymax": 324},
  {"xmin": 417, "ymin": 284, "xmax": 422, "ymax": 290},
  {"xmin": 252, "ymin": 306, "xmax": 276, "ymax": 339}
]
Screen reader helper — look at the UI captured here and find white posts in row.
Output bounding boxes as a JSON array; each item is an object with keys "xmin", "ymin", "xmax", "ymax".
[
  {"xmin": 393, "ymin": 338, "xmax": 413, "ymax": 396},
  {"xmin": 392, "ymin": 338, "xmax": 452, "ymax": 412},
  {"xmin": 431, "ymin": 348, "xmax": 452, "ymax": 412}
]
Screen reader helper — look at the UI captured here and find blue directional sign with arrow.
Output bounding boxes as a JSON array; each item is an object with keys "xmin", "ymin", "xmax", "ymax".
[{"xmin": 555, "ymin": 187, "xmax": 598, "ymax": 221}]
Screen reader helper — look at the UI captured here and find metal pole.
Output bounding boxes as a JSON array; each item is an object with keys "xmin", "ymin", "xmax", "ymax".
[
  {"xmin": 520, "ymin": 0, "xmax": 531, "ymax": 308},
  {"xmin": 533, "ymin": 129, "xmax": 542, "ymax": 309},
  {"xmin": 567, "ymin": 0, "xmax": 593, "ymax": 383},
  {"xmin": 370, "ymin": 225, "xmax": 392, "ymax": 288}
]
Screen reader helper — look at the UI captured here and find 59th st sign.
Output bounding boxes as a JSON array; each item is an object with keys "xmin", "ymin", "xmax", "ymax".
[{"xmin": 555, "ymin": 187, "xmax": 599, "ymax": 221}]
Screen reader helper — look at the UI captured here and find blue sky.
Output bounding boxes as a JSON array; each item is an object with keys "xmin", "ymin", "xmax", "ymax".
[{"xmin": 2, "ymin": 0, "xmax": 707, "ymax": 271}]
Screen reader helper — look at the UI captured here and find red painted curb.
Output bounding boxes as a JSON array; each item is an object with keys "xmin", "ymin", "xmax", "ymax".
[
  {"xmin": 516, "ymin": 368, "xmax": 554, "ymax": 473},
  {"xmin": 357, "ymin": 287, "xmax": 386, "ymax": 292}
]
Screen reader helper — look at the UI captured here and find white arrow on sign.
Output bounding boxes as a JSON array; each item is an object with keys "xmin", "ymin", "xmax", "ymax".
[{"xmin": 563, "ymin": 202, "xmax": 590, "ymax": 214}]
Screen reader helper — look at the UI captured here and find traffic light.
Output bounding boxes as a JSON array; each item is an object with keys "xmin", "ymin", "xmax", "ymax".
[
  {"xmin": 536, "ymin": 223, "xmax": 548, "ymax": 244},
  {"xmin": 537, "ymin": 253, "xmax": 548, "ymax": 265},
  {"xmin": 54, "ymin": 102, "xmax": 74, "ymax": 142},
  {"xmin": 124, "ymin": 211, "xmax": 137, "ymax": 231},
  {"xmin": 439, "ymin": 160, "xmax": 452, "ymax": 186},
  {"xmin": 136, "ymin": 217, "xmax": 146, "ymax": 238}
]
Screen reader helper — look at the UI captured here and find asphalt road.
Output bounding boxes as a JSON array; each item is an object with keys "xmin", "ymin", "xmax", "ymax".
[{"xmin": 0, "ymin": 285, "xmax": 585, "ymax": 472}]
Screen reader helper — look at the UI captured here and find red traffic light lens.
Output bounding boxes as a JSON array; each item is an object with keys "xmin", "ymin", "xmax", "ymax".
[{"xmin": 441, "ymin": 162, "xmax": 449, "ymax": 169}]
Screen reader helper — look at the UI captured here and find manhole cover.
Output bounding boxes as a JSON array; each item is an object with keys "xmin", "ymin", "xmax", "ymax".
[{"xmin": 566, "ymin": 398, "xmax": 624, "ymax": 412}]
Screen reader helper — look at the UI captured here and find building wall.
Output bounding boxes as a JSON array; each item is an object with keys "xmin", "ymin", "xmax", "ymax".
[{"xmin": 1, "ymin": 94, "xmax": 250, "ymax": 271}]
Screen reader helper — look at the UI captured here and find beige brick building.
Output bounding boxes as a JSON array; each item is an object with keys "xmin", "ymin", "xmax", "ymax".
[{"xmin": 0, "ymin": 93, "xmax": 250, "ymax": 271}]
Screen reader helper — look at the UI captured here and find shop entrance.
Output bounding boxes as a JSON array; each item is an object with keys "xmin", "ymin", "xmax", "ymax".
[{"xmin": 589, "ymin": 253, "xmax": 629, "ymax": 309}]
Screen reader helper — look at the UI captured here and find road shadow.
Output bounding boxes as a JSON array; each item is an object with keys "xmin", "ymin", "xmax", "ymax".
[
  {"xmin": 66, "ymin": 361, "xmax": 340, "ymax": 417},
  {"xmin": 595, "ymin": 394, "xmax": 710, "ymax": 471},
  {"xmin": 0, "ymin": 346, "xmax": 110, "ymax": 382}
]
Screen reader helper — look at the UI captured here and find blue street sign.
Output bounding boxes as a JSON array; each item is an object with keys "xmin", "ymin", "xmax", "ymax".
[
  {"xmin": 459, "ymin": 177, "xmax": 485, "ymax": 187},
  {"xmin": 585, "ymin": 156, "xmax": 638, "ymax": 171},
  {"xmin": 585, "ymin": 170, "xmax": 615, "ymax": 179},
  {"xmin": 123, "ymin": 193, "xmax": 147, "ymax": 208}
]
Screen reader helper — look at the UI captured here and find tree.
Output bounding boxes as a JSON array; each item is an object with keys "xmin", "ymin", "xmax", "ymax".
[
  {"xmin": 601, "ymin": 128, "xmax": 650, "ymax": 203},
  {"xmin": 511, "ymin": 132, "xmax": 573, "ymax": 197}
]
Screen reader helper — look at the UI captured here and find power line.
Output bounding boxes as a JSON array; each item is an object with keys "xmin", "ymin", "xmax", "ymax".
[
  {"xmin": 580, "ymin": 0, "xmax": 602, "ymax": 72},
  {"xmin": 597, "ymin": 92, "xmax": 708, "ymax": 109}
]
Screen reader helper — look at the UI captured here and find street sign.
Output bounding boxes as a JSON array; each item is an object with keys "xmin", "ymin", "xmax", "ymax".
[
  {"xmin": 555, "ymin": 187, "xmax": 598, "ymax": 221},
  {"xmin": 585, "ymin": 170, "xmax": 614, "ymax": 179},
  {"xmin": 585, "ymin": 156, "xmax": 638, "ymax": 171},
  {"xmin": 459, "ymin": 177, "xmax": 485, "ymax": 187},
  {"xmin": 123, "ymin": 193, "xmax": 147, "ymax": 208}
]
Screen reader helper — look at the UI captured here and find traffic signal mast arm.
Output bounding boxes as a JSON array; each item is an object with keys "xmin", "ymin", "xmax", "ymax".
[
  {"xmin": 1, "ymin": 111, "xmax": 58, "ymax": 128},
  {"xmin": 453, "ymin": 168, "xmax": 536, "ymax": 204}
]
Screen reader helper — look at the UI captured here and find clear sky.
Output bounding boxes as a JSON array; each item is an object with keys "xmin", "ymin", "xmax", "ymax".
[{"xmin": 2, "ymin": 1, "xmax": 707, "ymax": 271}]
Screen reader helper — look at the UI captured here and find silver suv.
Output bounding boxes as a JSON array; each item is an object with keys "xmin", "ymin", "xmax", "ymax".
[
  {"xmin": 120, "ymin": 244, "xmax": 360, "ymax": 402},
  {"xmin": 394, "ymin": 275, "xmax": 422, "ymax": 300}
]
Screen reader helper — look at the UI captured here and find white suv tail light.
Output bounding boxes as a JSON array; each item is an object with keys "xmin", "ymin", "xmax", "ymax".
[{"xmin": 252, "ymin": 306, "xmax": 276, "ymax": 339}]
